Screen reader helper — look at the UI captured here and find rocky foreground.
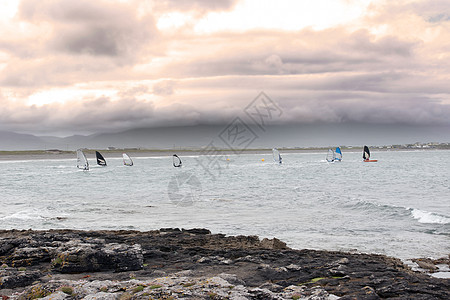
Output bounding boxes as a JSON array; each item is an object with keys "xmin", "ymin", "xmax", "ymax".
[{"xmin": 0, "ymin": 229, "xmax": 449, "ymax": 299}]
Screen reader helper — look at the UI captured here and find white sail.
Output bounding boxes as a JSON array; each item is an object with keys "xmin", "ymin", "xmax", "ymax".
[
  {"xmin": 123, "ymin": 153, "xmax": 133, "ymax": 166},
  {"xmin": 77, "ymin": 149, "xmax": 89, "ymax": 170},
  {"xmin": 326, "ymin": 149, "xmax": 335, "ymax": 162},
  {"xmin": 272, "ymin": 148, "xmax": 282, "ymax": 164}
]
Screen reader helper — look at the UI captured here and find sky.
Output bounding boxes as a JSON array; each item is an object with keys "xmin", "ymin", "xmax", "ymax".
[{"xmin": 1, "ymin": 0, "xmax": 450, "ymax": 137}]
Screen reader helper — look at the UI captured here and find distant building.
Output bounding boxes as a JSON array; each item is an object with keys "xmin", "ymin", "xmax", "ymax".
[{"xmin": 46, "ymin": 149, "xmax": 62, "ymax": 153}]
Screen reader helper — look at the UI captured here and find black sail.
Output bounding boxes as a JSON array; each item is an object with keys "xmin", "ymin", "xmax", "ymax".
[
  {"xmin": 173, "ymin": 154, "xmax": 182, "ymax": 167},
  {"xmin": 363, "ymin": 146, "xmax": 370, "ymax": 160},
  {"xmin": 96, "ymin": 151, "xmax": 107, "ymax": 166}
]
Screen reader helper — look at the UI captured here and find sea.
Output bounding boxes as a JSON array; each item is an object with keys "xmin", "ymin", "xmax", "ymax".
[{"xmin": 0, "ymin": 150, "xmax": 449, "ymax": 263}]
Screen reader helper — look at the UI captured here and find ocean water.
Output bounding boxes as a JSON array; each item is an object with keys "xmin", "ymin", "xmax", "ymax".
[{"xmin": 0, "ymin": 150, "xmax": 449, "ymax": 260}]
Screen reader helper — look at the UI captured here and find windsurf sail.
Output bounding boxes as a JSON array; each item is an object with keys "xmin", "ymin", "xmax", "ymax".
[
  {"xmin": 173, "ymin": 154, "xmax": 182, "ymax": 167},
  {"xmin": 95, "ymin": 151, "xmax": 107, "ymax": 166},
  {"xmin": 76, "ymin": 149, "xmax": 89, "ymax": 170},
  {"xmin": 326, "ymin": 148, "xmax": 335, "ymax": 162},
  {"xmin": 363, "ymin": 146, "xmax": 370, "ymax": 160},
  {"xmin": 123, "ymin": 153, "xmax": 133, "ymax": 166},
  {"xmin": 272, "ymin": 148, "xmax": 282, "ymax": 164},
  {"xmin": 335, "ymin": 147, "xmax": 342, "ymax": 161}
]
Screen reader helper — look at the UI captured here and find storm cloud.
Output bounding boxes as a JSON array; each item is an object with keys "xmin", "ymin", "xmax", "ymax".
[
  {"xmin": 0, "ymin": 0, "xmax": 449, "ymax": 137},
  {"xmin": 19, "ymin": 0, "xmax": 159, "ymax": 58}
]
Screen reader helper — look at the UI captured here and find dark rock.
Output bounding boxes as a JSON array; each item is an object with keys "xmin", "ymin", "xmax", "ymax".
[
  {"xmin": 159, "ymin": 228, "xmax": 181, "ymax": 233},
  {"xmin": 182, "ymin": 228, "xmax": 211, "ymax": 235},
  {"xmin": 51, "ymin": 242, "xmax": 143, "ymax": 273},
  {"xmin": 0, "ymin": 242, "xmax": 14, "ymax": 257},
  {"xmin": 0, "ymin": 269, "xmax": 41, "ymax": 289},
  {"xmin": 217, "ymin": 273, "xmax": 246, "ymax": 286},
  {"xmin": 260, "ymin": 237, "xmax": 287, "ymax": 250},
  {"xmin": 247, "ymin": 288, "xmax": 279, "ymax": 299},
  {"xmin": 5, "ymin": 247, "xmax": 52, "ymax": 267},
  {"xmin": 257, "ymin": 282, "xmax": 284, "ymax": 292},
  {"xmin": 413, "ymin": 258, "xmax": 440, "ymax": 272},
  {"xmin": 0, "ymin": 229, "xmax": 449, "ymax": 299}
]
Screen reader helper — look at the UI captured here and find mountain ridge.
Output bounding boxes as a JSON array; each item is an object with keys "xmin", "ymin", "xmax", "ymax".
[{"xmin": 1, "ymin": 124, "xmax": 450, "ymax": 151}]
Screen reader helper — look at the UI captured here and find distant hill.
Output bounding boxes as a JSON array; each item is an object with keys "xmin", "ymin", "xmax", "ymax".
[
  {"xmin": 0, "ymin": 131, "xmax": 47, "ymax": 150},
  {"xmin": 1, "ymin": 124, "xmax": 450, "ymax": 151},
  {"xmin": 87, "ymin": 126, "xmax": 222, "ymax": 149},
  {"xmin": 0, "ymin": 127, "xmax": 224, "ymax": 151}
]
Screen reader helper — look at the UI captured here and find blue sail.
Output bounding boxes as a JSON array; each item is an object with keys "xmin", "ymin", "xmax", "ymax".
[{"xmin": 335, "ymin": 147, "xmax": 342, "ymax": 161}]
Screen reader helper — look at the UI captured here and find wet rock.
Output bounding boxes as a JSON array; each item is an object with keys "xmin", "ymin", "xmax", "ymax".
[
  {"xmin": 52, "ymin": 242, "xmax": 143, "ymax": 273},
  {"xmin": 83, "ymin": 292, "xmax": 117, "ymax": 300},
  {"xmin": 329, "ymin": 264, "xmax": 348, "ymax": 277},
  {"xmin": 247, "ymin": 287, "xmax": 280, "ymax": 299},
  {"xmin": 285, "ymin": 263, "xmax": 302, "ymax": 271},
  {"xmin": 0, "ymin": 269, "xmax": 41, "ymax": 289},
  {"xmin": 0, "ymin": 242, "xmax": 14, "ymax": 257},
  {"xmin": 417, "ymin": 260, "xmax": 438, "ymax": 271},
  {"xmin": 0, "ymin": 229, "xmax": 449, "ymax": 299},
  {"xmin": 182, "ymin": 228, "xmax": 211, "ymax": 235},
  {"xmin": 151, "ymin": 270, "xmax": 166, "ymax": 277},
  {"xmin": 236, "ymin": 255, "xmax": 263, "ymax": 264},
  {"xmin": 6, "ymin": 247, "xmax": 52, "ymax": 267},
  {"xmin": 260, "ymin": 237, "xmax": 288, "ymax": 250},
  {"xmin": 197, "ymin": 256, "xmax": 232, "ymax": 265},
  {"xmin": 217, "ymin": 273, "xmax": 246, "ymax": 286},
  {"xmin": 197, "ymin": 256, "xmax": 211, "ymax": 264},
  {"xmin": 413, "ymin": 258, "xmax": 439, "ymax": 271},
  {"xmin": 335, "ymin": 257, "xmax": 349, "ymax": 265},
  {"xmin": 258, "ymin": 282, "xmax": 284, "ymax": 292},
  {"xmin": 40, "ymin": 291, "xmax": 68, "ymax": 299}
]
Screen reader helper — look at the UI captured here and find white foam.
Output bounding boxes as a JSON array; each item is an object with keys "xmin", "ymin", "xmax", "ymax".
[
  {"xmin": 1, "ymin": 210, "xmax": 45, "ymax": 221},
  {"xmin": 410, "ymin": 209, "xmax": 450, "ymax": 224},
  {"xmin": 431, "ymin": 272, "xmax": 450, "ymax": 279}
]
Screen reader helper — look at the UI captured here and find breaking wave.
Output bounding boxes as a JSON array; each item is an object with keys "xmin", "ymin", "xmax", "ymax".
[{"xmin": 410, "ymin": 208, "xmax": 450, "ymax": 224}]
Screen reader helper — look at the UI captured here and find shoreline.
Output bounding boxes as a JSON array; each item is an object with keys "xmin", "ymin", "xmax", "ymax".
[
  {"xmin": 0, "ymin": 228, "xmax": 449, "ymax": 299},
  {"xmin": 1, "ymin": 147, "xmax": 449, "ymax": 162}
]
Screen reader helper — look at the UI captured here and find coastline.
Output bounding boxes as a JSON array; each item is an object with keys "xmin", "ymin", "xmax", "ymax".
[
  {"xmin": 0, "ymin": 229, "xmax": 448, "ymax": 299},
  {"xmin": 1, "ymin": 147, "xmax": 449, "ymax": 162}
]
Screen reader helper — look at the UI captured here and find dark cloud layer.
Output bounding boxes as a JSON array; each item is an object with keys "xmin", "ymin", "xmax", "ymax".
[
  {"xmin": 159, "ymin": 29, "xmax": 418, "ymax": 78},
  {"xmin": 1, "ymin": 0, "xmax": 449, "ymax": 137},
  {"xmin": 19, "ymin": 0, "xmax": 158, "ymax": 59},
  {"xmin": 0, "ymin": 1, "xmax": 160, "ymax": 87}
]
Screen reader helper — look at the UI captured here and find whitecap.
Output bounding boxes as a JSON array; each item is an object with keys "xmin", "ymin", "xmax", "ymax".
[
  {"xmin": 410, "ymin": 208, "xmax": 450, "ymax": 224},
  {"xmin": 1, "ymin": 210, "xmax": 45, "ymax": 220}
]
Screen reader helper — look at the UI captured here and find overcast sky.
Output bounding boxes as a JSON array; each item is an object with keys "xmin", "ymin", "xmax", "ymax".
[{"xmin": 1, "ymin": 0, "xmax": 449, "ymax": 136}]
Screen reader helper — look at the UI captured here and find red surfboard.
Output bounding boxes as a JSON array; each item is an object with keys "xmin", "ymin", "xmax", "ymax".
[{"xmin": 364, "ymin": 159, "xmax": 378, "ymax": 162}]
